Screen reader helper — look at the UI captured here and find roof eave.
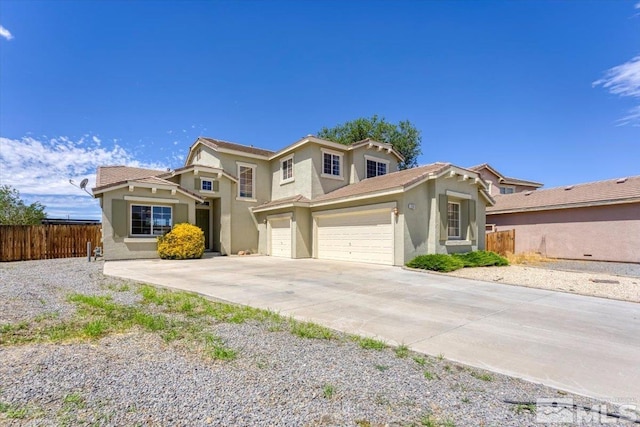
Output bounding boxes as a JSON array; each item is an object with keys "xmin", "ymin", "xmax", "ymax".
[{"xmin": 487, "ymin": 197, "xmax": 640, "ymax": 215}]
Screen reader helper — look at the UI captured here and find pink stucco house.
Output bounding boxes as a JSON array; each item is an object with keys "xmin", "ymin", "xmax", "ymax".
[{"xmin": 488, "ymin": 175, "xmax": 640, "ymax": 263}]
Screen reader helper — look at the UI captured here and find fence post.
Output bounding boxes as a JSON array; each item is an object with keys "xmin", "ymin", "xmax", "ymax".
[{"xmin": 87, "ymin": 241, "xmax": 91, "ymax": 262}]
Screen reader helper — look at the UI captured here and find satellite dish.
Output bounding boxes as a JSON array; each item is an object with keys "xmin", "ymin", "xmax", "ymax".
[{"xmin": 80, "ymin": 178, "xmax": 89, "ymax": 190}]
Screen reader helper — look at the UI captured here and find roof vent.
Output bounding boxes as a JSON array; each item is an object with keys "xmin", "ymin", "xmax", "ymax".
[
  {"xmin": 616, "ymin": 177, "xmax": 628, "ymax": 184},
  {"xmin": 564, "ymin": 185, "xmax": 574, "ymax": 190},
  {"xmin": 524, "ymin": 191, "xmax": 533, "ymax": 196}
]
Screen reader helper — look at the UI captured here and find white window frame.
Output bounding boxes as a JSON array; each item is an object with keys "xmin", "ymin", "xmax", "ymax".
[
  {"xmin": 364, "ymin": 155, "xmax": 390, "ymax": 179},
  {"xmin": 130, "ymin": 204, "xmax": 173, "ymax": 237},
  {"xmin": 236, "ymin": 162, "xmax": 257, "ymax": 201},
  {"xmin": 447, "ymin": 201, "xmax": 461, "ymax": 239},
  {"xmin": 280, "ymin": 154, "xmax": 294, "ymax": 185},
  {"xmin": 321, "ymin": 148, "xmax": 344, "ymax": 180},
  {"xmin": 201, "ymin": 179, "xmax": 214, "ymax": 192},
  {"xmin": 500, "ymin": 185, "xmax": 515, "ymax": 194}
]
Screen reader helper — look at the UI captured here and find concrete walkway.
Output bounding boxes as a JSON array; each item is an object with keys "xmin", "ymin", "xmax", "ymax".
[{"xmin": 104, "ymin": 255, "xmax": 640, "ymax": 404}]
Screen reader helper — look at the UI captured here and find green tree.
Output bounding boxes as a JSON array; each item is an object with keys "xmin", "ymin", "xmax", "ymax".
[
  {"xmin": 317, "ymin": 115, "xmax": 422, "ymax": 169},
  {"xmin": 0, "ymin": 185, "xmax": 46, "ymax": 225}
]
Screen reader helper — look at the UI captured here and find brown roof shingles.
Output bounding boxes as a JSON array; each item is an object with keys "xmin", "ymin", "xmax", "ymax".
[
  {"xmin": 313, "ymin": 163, "xmax": 450, "ymax": 202},
  {"xmin": 199, "ymin": 137, "xmax": 275, "ymax": 157},
  {"xmin": 95, "ymin": 166, "xmax": 166, "ymax": 189},
  {"xmin": 488, "ymin": 176, "xmax": 640, "ymax": 214}
]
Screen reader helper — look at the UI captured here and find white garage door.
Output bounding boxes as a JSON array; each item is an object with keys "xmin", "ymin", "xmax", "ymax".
[
  {"xmin": 269, "ymin": 218, "xmax": 292, "ymax": 258},
  {"xmin": 315, "ymin": 208, "xmax": 393, "ymax": 265}
]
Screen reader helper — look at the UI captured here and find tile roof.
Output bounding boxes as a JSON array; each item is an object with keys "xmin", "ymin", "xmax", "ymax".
[
  {"xmin": 314, "ymin": 163, "xmax": 451, "ymax": 202},
  {"xmin": 198, "ymin": 137, "xmax": 275, "ymax": 157},
  {"xmin": 93, "ymin": 166, "xmax": 203, "ymax": 201},
  {"xmin": 95, "ymin": 166, "xmax": 166, "ymax": 188},
  {"xmin": 487, "ymin": 175, "xmax": 640, "ymax": 214}
]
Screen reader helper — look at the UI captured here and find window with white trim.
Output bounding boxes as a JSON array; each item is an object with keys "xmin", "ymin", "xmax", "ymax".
[
  {"xmin": 281, "ymin": 156, "xmax": 293, "ymax": 183},
  {"xmin": 366, "ymin": 158, "xmax": 388, "ymax": 178},
  {"xmin": 500, "ymin": 186, "xmax": 515, "ymax": 194},
  {"xmin": 201, "ymin": 179, "xmax": 213, "ymax": 191},
  {"xmin": 131, "ymin": 205, "xmax": 172, "ymax": 236},
  {"xmin": 322, "ymin": 151, "xmax": 342, "ymax": 178},
  {"xmin": 237, "ymin": 163, "xmax": 256, "ymax": 199},
  {"xmin": 447, "ymin": 201, "xmax": 460, "ymax": 239}
]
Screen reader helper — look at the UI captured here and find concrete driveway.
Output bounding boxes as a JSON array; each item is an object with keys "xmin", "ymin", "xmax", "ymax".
[{"xmin": 104, "ymin": 255, "xmax": 640, "ymax": 403}]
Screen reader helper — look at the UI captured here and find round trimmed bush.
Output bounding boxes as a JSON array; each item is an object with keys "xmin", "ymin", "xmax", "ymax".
[{"xmin": 157, "ymin": 223, "xmax": 205, "ymax": 260}]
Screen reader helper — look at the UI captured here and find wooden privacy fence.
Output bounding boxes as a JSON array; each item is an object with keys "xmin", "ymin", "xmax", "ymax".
[
  {"xmin": 0, "ymin": 225, "xmax": 102, "ymax": 262},
  {"xmin": 486, "ymin": 229, "xmax": 515, "ymax": 256}
]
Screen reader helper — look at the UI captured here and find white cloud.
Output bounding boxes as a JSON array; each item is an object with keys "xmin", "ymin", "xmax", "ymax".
[
  {"xmin": 0, "ymin": 135, "xmax": 167, "ymax": 219},
  {"xmin": 0, "ymin": 25, "xmax": 13, "ymax": 41},
  {"xmin": 92, "ymin": 136, "xmax": 101, "ymax": 143},
  {"xmin": 594, "ymin": 55, "xmax": 640, "ymax": 125},
  {"xmin": 636, "ymin": 2, "xmax": 640, "ymax": 9}
]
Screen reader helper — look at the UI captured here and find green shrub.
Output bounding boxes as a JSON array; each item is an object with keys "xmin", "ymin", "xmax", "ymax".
[
  {"xmin": 453, "ymin": 251, "xmax": 509, "ymax": 267},
  {"xmin": 157, "ymin": 223, "xmax": 205, "ymax": 260},
  {"xmin": 406, "ymin": 254, "xmax": 464, "ymax": 272}
]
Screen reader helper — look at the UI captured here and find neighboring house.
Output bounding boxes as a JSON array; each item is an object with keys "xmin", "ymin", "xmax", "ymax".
[
  {"xmin": 93, "ymin": 136, "xmax": 494, "ymax": 265},
  {"xmin": 488, "ymin": 176, "xmax": 640, "ymax": 263},
  {"xmin": 469, "ymin": 163, "xmax": 543, "ymax": 196}
]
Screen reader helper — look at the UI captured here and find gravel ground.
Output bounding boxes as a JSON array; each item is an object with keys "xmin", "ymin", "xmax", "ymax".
[
  {"xmin": 448, "ymin": 264, "xmax": 640, "ymax": 303},
  {"xmin": 1, "ymin": 258, "xmax": 637, "ymax": 426},
  {"xmin": 540, "ymin": 260, "xmax": 640, "ymax": 278}
]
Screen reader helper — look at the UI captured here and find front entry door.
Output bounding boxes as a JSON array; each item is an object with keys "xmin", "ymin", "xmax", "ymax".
[{"xmin": 196, "ymin": 209, "xmax": 210, "ymax": 250}]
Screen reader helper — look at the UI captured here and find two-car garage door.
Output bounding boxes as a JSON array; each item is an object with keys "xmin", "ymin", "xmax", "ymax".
[{"xmin": 315, "ymin": 207, "xmax": 394, "ymax": 265}]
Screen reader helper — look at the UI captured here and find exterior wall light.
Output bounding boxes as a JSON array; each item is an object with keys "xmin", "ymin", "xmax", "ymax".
[{"xmin": 393, "ymin": 207, "xmax": 399, "ymax": 216}]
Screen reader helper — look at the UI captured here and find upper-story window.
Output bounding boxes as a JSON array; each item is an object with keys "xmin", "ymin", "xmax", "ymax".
[
  {"xmin": 365, "ymin": 155, "xmax": 389, "ymax": 179},
  {"xmin": 237, "ymin": 162, "xmax": 257, "ymax": 200},
  {"xmin": 200, "ymin": 179, "xmax": 219, "ymax": 192},
  {"xmin": 281, "ymin": 155, "xmax": 294, "ymax": 184},
  {"xmin": 500, "ymin": 186, "xmax": 515, "ymax": 194},
  {"xmin": 321, "ymin": 149, "xmax": 343, "ymax": 180}
]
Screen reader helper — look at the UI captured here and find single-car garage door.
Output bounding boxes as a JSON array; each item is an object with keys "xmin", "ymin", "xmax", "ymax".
[
  {"xmin": 315, "ymin": 208, "xmax": 393, "ymax": 265},
  {"xmin": 269, "ymin": 217, "xmax": 292, "ymax": 258}
]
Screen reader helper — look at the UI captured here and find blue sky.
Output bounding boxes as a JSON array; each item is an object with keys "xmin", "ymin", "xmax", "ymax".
[{"xmin": 1, "ymin": 0, "xmax": 639, "ymax": 219}]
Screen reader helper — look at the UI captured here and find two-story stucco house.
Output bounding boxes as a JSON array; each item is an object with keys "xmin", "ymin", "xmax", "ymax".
[
  {"xmin": 93, "ymin": 135, "xmax": 494, "ymax": 265},
  {"xmin": 469, "ymin": 163, "xmax": 543, "ymax": 196}
]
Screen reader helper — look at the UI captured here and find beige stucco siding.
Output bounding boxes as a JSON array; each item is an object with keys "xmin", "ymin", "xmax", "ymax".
[
  {"xmin": 402, "ymin": 183, "xmax": 432, "ymax": 262},
  {"xmin": 350, "ymin": 145, "xmax": 399, "ymax": 183},
  {"xmin": 99, "ymin": 187, "xmax": 196, "ymax": 261},
  {"xmin": 310, "ymin": 147, "xmax": 351, "ymax": 198},
  {"xmin": 433, "ymin": 176, "xmax": 484, "ymax": 254},
  {"xmin": 489, "ymin": 203, "xmax": 640, "ymax": 263},
  {"xmin": 270, "ymin": 144, "xmax": 315, "ymax": 200}
]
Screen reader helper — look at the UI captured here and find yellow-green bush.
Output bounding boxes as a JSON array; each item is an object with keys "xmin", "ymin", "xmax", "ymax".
[{"xmin": 157, "ymin": 223, "xmax": 205, "ymax": 260}]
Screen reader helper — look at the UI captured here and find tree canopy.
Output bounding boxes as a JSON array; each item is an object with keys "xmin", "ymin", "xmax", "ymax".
[
  {"xmin": 317, "ymin": 115, "xmax": 422, "ymax": 169},
  {"xmin": 0, "ymin": 185, "xmax": 47, "ymax": 225}
]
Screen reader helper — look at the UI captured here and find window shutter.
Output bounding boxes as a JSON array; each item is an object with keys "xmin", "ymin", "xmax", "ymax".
[
  {"xmin": 112, "ymin": 199, "xmax": 127, "ymax": 238},
  {"xmin": 174, "ymin": 203, "xmax": 188, "ymax": 225},
  {"xmin": 460, "ymin": 200, "xmax": 469, "ymax": 240},
  {"xmin": 468, "ymin": 201, "xmax": 477, "ymax": 242},
  {"xmin": 212, "ymin": 180, "xmax": 219, "ymax": 192},
  {"xmin": 194, "ymin": 177, "xmax": 201, "ymax": 190},
  {"xmin": 438, "ymin": 194, "xmax": 448, "ymax": 242}
]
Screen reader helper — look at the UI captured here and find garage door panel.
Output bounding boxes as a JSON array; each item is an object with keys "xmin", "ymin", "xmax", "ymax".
[
  {"xmin": 316, "ymin": 209, "xmax": 393, "ymax": 265},
  {"xmin": 269, "ymin": 219, "xmax": 291, "ymax": 258}
]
